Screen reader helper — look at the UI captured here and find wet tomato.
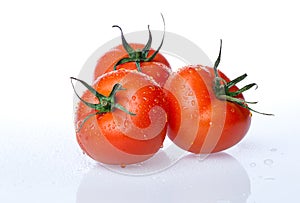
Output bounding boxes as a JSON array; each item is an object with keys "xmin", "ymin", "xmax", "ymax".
[
  {"xmin": 72, "ymin": 70, "xmax": 168, "ymax": 165},
  {"xmin": 93, "ymin": 16, "xmax": 171, "ymax": 86},
  {"xmin": 164, "ymin": 40, "xmax": 272, "ymax": 153}
]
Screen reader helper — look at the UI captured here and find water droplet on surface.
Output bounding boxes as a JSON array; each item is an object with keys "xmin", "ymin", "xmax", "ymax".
[
  {"xmin": 136, "ymin": 162, "xmax": 143, "ymax": 167},
  {"xmin": 209, "ymin": 121, "xmax": 212, "ymax": 126},
  {"xmin": 231, "ymin": 108, "xmax": 235, "ymax": 113},
  {"xmin": 250, "ymin": 162, "xmax": 256, "ymax": 167},
  {"xmin": 131, "ymin": 96, "xmax": 136, "ymax": 101},
  {"xmin": 154, "ymin": 98, "xmax": 159, "ymax": 104},
  {"xmin": 143, "ymin": 134, "xmax": 147, "ymax": 139},
  {"xmin": 270, "ymin": 148, "xmax": 277, "ymax": 152},
  {"xmin": 264, "ymin": 159, "xmax": 273, "ymax": 166},
  {"xmin": 143, "ymin": 97, "xmax": 148, "ymax": 101},
  {"xmin": 264, "ymin": 177, "xmax": 275, "ymax": 181},
  {"xmin": 191, "ymin": 100, "xmax": 196, "ymax": 106}
]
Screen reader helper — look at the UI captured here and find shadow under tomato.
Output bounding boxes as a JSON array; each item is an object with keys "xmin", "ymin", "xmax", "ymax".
[{"xmin": 76, "ymin": 152, "xmax": 251, "ymax": 203}]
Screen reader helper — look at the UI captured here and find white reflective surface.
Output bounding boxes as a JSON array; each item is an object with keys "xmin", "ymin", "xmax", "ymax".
[
  {"xmin": 1, "ymin": 112, "xmax": 299, "ymax": 202},
  {"xmin": 77, "ymin": 153, "xmax": 251, "ymax": 203},
  {"xmin": 1, "ymin": 0, "xmax": 300, "ymax": 202}
]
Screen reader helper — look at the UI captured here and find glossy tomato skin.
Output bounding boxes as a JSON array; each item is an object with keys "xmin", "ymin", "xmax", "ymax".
[
  {"xmin": 164, "ymin": 65, "xmax": 251, "ymax": 154},
  {"xmin": 93, "ymin": 43, "xmax": 171, "ymax": 85},
  {"xmin": 75, "ymin": 70, "xmax": 168, "ymax": 165},
  {"xmin": 115, "ymin": 61, "xmax": 171, "ymax": 87}
]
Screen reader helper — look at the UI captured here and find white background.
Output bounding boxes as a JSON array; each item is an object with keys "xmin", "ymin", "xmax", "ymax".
[{"xmin": 0, "ymin": 0, "xmax": 299, "ymax": 202}]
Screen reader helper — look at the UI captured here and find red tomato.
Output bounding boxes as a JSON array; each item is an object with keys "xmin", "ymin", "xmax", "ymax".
[
  {"xmin": 93, "ymin": 23, "xmax": 171, "ymax": 86},
  {"xmin": 163, "ymin": 40, "xmax": 271, "ymax": 153},
  {"xmin": 94, "ymin": 43, "xmax": 171, "ymax": 86},
  {"xmin": 164, "ymin": 65, "xmax": 252, "ymax": 153},
  {"xmin": 72, "ymin": 70, "xmax": 168, "ymax": 165}
]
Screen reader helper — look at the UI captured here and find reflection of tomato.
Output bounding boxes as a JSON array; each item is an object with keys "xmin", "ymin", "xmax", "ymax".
[
  {"xmin": 72, "ymin": 70, "xmax": 168, "ymax": 165},
  {"xmin": 76, "ymin": 153, "xmax": 250, "ymax": 203},
  {"xmin": 164, "ymin": 65, "xmax": 252, "ymax": 153},
  {"xmin": 93, "ymin": 43, "xmax": 171, "ymax": 86}
]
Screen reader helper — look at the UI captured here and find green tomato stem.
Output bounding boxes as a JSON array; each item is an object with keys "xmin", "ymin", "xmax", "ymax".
[
  {"xmin": 70, "ymin": 77, "xmax": 136, "ymax": 131},
  {"xmin": 212, "ymin": 40, "xmax": 274, "ymax": 116},
  {"xmin": 112, "ymin": 13, "xmax": 166, "ymax": 71}
]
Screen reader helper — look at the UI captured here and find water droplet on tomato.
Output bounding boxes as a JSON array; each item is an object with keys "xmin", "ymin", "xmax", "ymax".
[
  {"xmin": 209, "ymin": 121, "xmax": 212, "ymax": 125},
  {"xmin": 231, "ymin": 108, "xmax": 235, "ymax": 113},
  {"xmin": 188, "ymin": 91, "xmax": 193, "ymax": 96},
  {"xmin": 76, "ymin": 121, "xmax": 84, "ymax": 129},
  {"xmin": 182, "ymin": 106, "xmax": 188, "ymax": 110},
  {"xmin": 151, "ymin": 108, "xmax": 157, "ymax": 114},
  {"xmin": 191, "ymin": 100, "xmax": 196, "ymax": 106},
  {"xmin": 132, "ymin": 96, "xmax": 136, "ymax": 101},
  {"xmin": 154, "ymin": 98, "xmax": 159, "ymax": 104},
  {"xmin": 149, "ymin": 86, "xmax": 155, "ymax": 91},
  {"xmin": 90, "ymin": 124, "xmax": 95, "ymax": 130},
  {"xmin": 264, "ymin": 159, "xmax": 273, "ymax": 166},
  {"xmin": 143, "ymin": 134, "xmax": 147, "ymax": 139},
  {"xmin": 124, "ymin": 119, "xmax": 129, "ymax": 128},
  {"xmin": 190, "ymin": 112, "xmax": 198, "ymax": 119},
  {"xmin": 143, "ymin": 97, "xmax": 148, "ymax": 101}
]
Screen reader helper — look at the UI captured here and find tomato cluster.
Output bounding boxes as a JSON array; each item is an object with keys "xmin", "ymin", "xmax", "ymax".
[{"xmin": 71, "ymin": 19, "xmax": 272, "ymax": 166}]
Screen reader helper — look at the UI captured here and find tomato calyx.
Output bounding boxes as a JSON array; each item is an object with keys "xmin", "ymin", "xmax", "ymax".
[
  {"xmin": 112, "ymin": 14, "xmax": 166, "ymax": 71},
  {"xmin": 212, "ymin": 40, "xmax": 274, "ymax": 116},
  {"xmin": 71, "ymin": 77, "xmax": 135, "ymax": 131}
]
